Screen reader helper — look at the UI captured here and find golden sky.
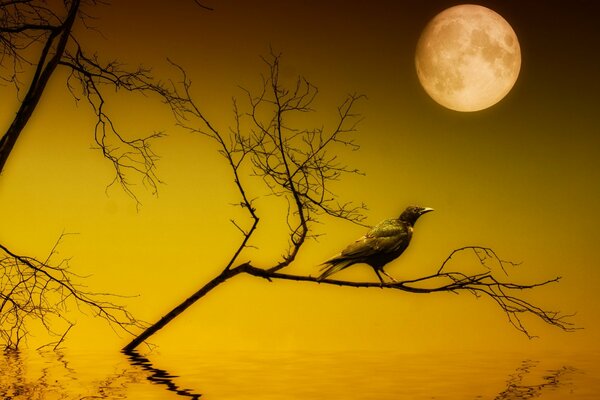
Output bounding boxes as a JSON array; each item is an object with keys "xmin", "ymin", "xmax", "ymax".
[{"xmin": 1, "ymin": 0, "xmax": 599, "ymax": 354}]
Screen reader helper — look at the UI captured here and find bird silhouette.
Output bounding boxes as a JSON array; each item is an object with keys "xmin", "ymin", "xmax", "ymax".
[{"xmin": 317, "ymin": 206, "xmax": 434, "ymax": 283}]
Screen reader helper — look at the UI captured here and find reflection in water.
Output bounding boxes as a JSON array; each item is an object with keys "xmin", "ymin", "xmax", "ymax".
[
  {"xmin": 0, "ymin": 349, "xmax": 45, "ymax": 400},
  {"xmin": 0, "ymin": 348, "xmax": 133, "ymax": 399},
  {"xmin": 124, "ymin": 349, "xmax": 202, "ymax": 399},
  {"xmin": 0, "ymin": 348, "xmax": 588, "ymax": 399},
  {"xmin": 495, "ymin": 359, "xmax": 577, "ymax": 400},
  {"xmin": 124, "ymin": 351, "xmax": 579, "ymax": 400},
  {"xmin": 0, "ymin": 347, "xmax": 202, "ymax": 399},
  {"xmin": 0, "ymin": 348, "xmax": 85, "ymax": 399}
]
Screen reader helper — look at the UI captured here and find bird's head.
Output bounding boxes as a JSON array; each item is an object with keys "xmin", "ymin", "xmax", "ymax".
[{"xmin": 399, "ymin": 205, "xmax": 434, "ymax": 225}]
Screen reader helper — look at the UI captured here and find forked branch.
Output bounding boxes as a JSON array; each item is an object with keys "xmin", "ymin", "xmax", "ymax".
[
  {"xmin": 236, "ymin": 246, "xmax": 576, "ymax": 339},
  {"xmin": 123, "ymin": 53, "xmax": 575, "ymax": 352}
]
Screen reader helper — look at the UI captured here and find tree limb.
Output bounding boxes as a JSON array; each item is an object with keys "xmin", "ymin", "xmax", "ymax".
[
  {"xmin": 0, "ymin": 235, "xmax": 144, "ymax": 349},
  {"xmin": 122, "ymin": 54, "xmax": 576, "ymax": 351},
  {"xmin": 0, "ymin": 0, "xmax": 80, "ymax": 174}
]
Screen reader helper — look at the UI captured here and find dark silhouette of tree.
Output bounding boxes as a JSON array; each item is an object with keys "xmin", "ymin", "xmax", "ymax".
[
  {"xmin": 0, "ymin": 0, "xmax": 195, "ymax": 200},
  {"xmin": 123, "ymin": 52, "xmax": 576, "ymax": 352},
  {"xmin": 1, "ymin": 2, "xmax": 577, "ymax": 353},
  {"xmin": 0, "ymin": 1, "xmax": 207, "ymax": 348},
  {"xmin": 0, "ymin": 234, "xmax": 141, "ymax": 349}
]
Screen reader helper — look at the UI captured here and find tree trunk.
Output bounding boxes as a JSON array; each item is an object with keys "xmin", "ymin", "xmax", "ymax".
[{"xmin": 0, "ymin": 0, "xmax": 80, "ymax": 174}]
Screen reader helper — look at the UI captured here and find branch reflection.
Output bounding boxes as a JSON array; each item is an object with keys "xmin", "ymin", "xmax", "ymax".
[
  {"xmin": 0, "ymin": 347, "xmax": 203, "ymax": 399},
  {"xmin": 0, "ymin": 348, "xmax": 579, "ymax": 399},
  {"xmin": 123, "ymin": 349, "xmax": 202, "ymax": 399},
  {"xmin": 495, "ymin": 359, "xmax": 577, "ymax": 399},
  {"xmin": 0, "ymin": 348, "xmax": 132, "ymax": 399}
]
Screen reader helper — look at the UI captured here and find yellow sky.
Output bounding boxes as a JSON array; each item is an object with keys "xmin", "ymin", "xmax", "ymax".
[{"xmin": 1, "ymin": 0, "xmax": 599, "ymax": 354}]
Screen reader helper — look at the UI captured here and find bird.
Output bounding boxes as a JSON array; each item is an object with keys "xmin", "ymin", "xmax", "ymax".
[{"xmin": 317, "ymin": 205, "xmax": 434, "ymax": 284}]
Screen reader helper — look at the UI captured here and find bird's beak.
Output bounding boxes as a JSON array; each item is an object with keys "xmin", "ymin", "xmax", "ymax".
[{"xmin": 420, "ymin": 207, "xmax": 434, "ymax": 214}]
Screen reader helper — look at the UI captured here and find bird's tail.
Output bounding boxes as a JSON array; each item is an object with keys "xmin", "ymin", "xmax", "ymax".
[{"xmin": 317, "ymin": 259, "xmax": 353, "ymax": 281}]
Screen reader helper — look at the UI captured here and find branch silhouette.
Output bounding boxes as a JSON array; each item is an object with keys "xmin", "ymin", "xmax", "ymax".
[
  {"xmin": 0, "ymin": 234, "xmax": 144, "ymax": 349},
  {"xmin": 1, "ymin": 1, "xmax": 208, "ymax": 204},
  {"xmin": 236, "ymin": 248, "xmax": 575, "ymax": 339},
  {"xmin": 1, "ymin": 0, "xmax": 208, "ymax": 348},
  {"xmin": 123, "ymin": 52, "xmax": 575, "ymax": 352}
]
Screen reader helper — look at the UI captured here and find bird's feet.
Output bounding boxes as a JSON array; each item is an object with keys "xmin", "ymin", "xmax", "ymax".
[
  {"xmin": 382, "ymin": 271, "xmax": 398, "ymax": 284},
  {"xmin": 376, "ymin": 270, "xmax": 399, "ymax": 287}
]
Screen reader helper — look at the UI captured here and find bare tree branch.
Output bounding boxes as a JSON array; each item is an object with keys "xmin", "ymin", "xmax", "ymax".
[
  {"xmin": 1, "ymin": 1, "xmax": 210, "ymax": 347},
  {"xmin": 58, "ymin": 41, "xmax": 175, "ymax": 205},
  {"xmin": 123, "ymin": 53, "xmax": 576, "ymax": 352},
  {"xmin": 0, "ymin": 234, "xmax": 144, "ymax": 349},
  {"xmin": 0, "ymin": 0, "xmax": 80, "ymax": 175},
  {"xmin": 235, "ymin": 248, "xmax": 577, "ymax": 339},
  {"xmin": 123, "ymin": 52, "xmax": 369, "ymax": 351},
  {"xmin": 1, "ymin": 0, "xmax": 206, "ymax": 204}
]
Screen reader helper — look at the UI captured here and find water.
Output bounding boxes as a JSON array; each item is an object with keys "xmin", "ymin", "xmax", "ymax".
[{"xmin": 0, "ymin": 348, "xmax": 598, "ymax": 399}]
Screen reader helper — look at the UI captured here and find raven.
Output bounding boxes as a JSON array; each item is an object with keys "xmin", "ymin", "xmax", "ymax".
[{"xmin": 317, "ymin": 206, "xmax": 434, "ymax": 283}]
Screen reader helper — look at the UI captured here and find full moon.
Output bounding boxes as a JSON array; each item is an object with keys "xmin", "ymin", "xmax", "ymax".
[{"xmin": 415, "ymin": 4, "xmax": 521, "ymax": 112}]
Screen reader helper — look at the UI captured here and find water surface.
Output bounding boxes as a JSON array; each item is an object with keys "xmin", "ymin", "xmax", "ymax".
[{"xmin": 1, "ymin": 348, "xmax": 598, "ymax": 399}]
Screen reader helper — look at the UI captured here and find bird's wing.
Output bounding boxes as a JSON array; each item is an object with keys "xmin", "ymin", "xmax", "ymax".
[
  {"xmin": 340, "ymin": 234, "xmax": 404, "ymax": 258},
  {"xmin": 322, "ymin": 220, "xmax": 408, "ymax": 263},
  {"xmin": 320, "ymin": 235, "xmax": 376, "ymax": 265},
  {"xmin": 339, "ymin": 235, "xmax": 379, "ymax": 258},
  {"xmin": 365, "ymin": 219, "xmax": 405, "ymax": 238},
  {"xmin": 339, "ymin": 220, "xmax": 409, "ymax": 258}
]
